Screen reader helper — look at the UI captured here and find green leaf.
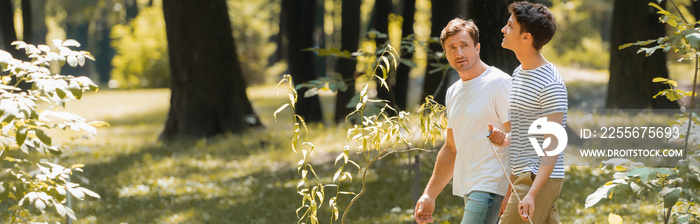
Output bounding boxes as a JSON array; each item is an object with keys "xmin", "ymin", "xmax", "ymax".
[
  {"xmin": 627, "ymin": 167, "xmax": 657, "ymax": 182},
  {"xmin": 303, "ymin": 87, "xmax": 319, "ymax": 98},
  {"xmin": 682, "ymin": 189, "xmax": 700, "ymax": 204},
  {"xmin": 16, "ymin": 127, "xmax": 27, "ymax": 146},
  {"xmin": 660, "ymin": 187, "xmax": 681, "ymax": 209},
  {"xmin": 33, "ymin": 129, "xmax": 51, "ymax": 145},
  {"xmin": 686, "ymin": 33, "xmax": 700, "ymax": 49},
  {"xmin": 585, "ymin": 182, "xmax": 617, "ymax": 208},
  {"xmin": 337, "ymin": 81, "xmax": 348, "ymax": 92},
  {"xmin": 56, "ymin": 87, "xmax": 67, "ymax": 99},
  {"xmin": 400, "ymin": 58, "xmax": 417, "ymax": 67},
  {"xmin": 68, "ymin": 81, "xmax": 82, "ymax": 99}
]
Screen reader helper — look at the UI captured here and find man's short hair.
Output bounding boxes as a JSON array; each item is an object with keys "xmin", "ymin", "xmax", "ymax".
[
  {"xmin": 440, "ymin": 18, "xmax": 479, "ymax": 50},
  {"xmin": 508, "ymin": 1, "xmax": 556, "ymax": 50}
]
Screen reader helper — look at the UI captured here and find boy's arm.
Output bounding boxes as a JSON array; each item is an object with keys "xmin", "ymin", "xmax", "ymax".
[
  {"xmin": 414, "ymin": 128, "xmax": 457, "ymax": 224},
  {"xmin": 518, "ymin": 112, "xmax": 563, "ymax": 221}
]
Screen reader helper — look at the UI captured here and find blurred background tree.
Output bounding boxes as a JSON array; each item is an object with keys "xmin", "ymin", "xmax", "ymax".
[{"xmin": 110, "ymin": 4, "xmax": 168, "ymax": 88}]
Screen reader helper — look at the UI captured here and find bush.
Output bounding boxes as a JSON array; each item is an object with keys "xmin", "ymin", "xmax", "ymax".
[
  {"xmin": 110, "ymin": 6, "xmax": 170, "ymax": 89},
  {"xmin": 0, "ymin": 40, "xmax": 102, "ymax": 222}
]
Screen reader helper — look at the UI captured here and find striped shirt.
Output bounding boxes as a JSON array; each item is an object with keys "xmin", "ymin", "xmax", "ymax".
[{"xmin": 510, "ymin": 63, "xmax": 567, "ymax": 179}]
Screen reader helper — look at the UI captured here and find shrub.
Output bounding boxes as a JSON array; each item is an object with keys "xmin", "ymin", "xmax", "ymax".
[{"xmin": 0, "ymin": 40, "xmax": 102, "ymax": 223}]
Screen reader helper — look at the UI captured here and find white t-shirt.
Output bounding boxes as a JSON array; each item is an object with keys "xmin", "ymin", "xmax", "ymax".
[{"xmin": 445, "ymin": 66, "xmax": 511, "ymax": 197}]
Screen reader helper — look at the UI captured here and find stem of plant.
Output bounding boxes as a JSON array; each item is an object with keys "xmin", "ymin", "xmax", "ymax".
[
  {"xmin": 684, "ymin": 53, "xmax": 698, "ymax": 151},
  {"xmin": 341, "ymin": 157, "xmax": 375, "ymax": 224}
]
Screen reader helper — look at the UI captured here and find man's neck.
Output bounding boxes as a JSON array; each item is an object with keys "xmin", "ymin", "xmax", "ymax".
[
  {"xmin": 514, "ymin": 48, "xmax": 548, "ymax": 70},
  {"xmin": 458, "ymin": 60, "xmax": 488, "ymax": 81}
]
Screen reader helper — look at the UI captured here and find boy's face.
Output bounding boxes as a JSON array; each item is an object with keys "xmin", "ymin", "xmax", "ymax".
[
  {"xmin": 501, "ymin": 14, "xmax": 524, "ymax": 50},
  {"xmin": 444, "ymin": 30, "xmax": 480, "ymax": 74}
]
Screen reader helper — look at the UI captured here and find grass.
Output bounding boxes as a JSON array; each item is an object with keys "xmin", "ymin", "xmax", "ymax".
[{"xmin": 28, "ymin": 80, "xmax": 698, "ymax": 223}]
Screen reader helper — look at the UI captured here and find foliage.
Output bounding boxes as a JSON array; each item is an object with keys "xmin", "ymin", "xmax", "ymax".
[
  {"xmin": 544, "ymin": 0, "xmax": 612, "ymax": 69},
  {"xmin": 277, "ymin": 42, "xmax": 448, "ymax": 223},
  {"xmin": 110, "ymin": 5, "xmax": 170, "ymax": 89},
  {"xmin": 0, "ymin": 40, "xmax": 102, "ymax": 223},
  {"xmin": 586, "ymin": 1, "xmax": 700, "ymax": 223},
  {"xmin": 304, "ymin": 28, "xmax": 443, "ymax": 113}
]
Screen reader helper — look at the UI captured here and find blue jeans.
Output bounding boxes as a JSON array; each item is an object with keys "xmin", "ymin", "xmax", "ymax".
[{"xmin": 461, "ymin": 191, "xmax": 503, "ymax": 224}]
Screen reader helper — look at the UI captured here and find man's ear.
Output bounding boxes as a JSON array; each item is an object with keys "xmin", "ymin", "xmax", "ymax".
[{"xmin": 476, "ymin": 43, "xmax": 481, "ymax": 53}]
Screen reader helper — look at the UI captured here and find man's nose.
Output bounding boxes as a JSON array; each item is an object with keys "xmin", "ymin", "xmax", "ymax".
[{"xmin": 455, "ymin": 47, "xmax": 465, "ymax": 57}]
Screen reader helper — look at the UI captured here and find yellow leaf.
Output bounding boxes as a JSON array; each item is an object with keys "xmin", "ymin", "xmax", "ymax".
[
  {"xmin": 652, "ymin": 77, "xmax": 668, "ymax": 83},
  {"xmin": 666, "ymin": 80, "xmax": 678, "ymax": 87},
  {"xmin": 608, "ymin": 213, "xmax": 623, "ymax": 224}
]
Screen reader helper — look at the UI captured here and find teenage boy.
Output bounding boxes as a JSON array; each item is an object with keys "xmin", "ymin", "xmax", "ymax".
[
  {"xmin": 488, "ymin": 1, "xmax": 567, "ymax": 223},
  {"xmin": 414, "ymin": 18, "xmax": 511, "ymax": 224}
]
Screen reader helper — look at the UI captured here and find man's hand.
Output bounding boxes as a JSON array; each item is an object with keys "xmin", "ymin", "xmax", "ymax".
[
  {"xmin": 499, "ymin": 191, "xmax": 510, "ymax": 217},
  {"xmin": 414, "ymin": 195, "xmax": 435, "ymax": 224},
  {"xmin": 518, "ymin": 193, "xmax": 536, "ymax": 221},
  {"xmin": 488, "ymin": 123, "xmax": 506, "ymax": 146}
]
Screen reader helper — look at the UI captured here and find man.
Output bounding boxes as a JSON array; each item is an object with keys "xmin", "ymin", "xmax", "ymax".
[
  {"xmin": 414, "ymin": 18, "xmax": 511, "ymax": 224},
  {"xmin": 488, "ymin": 1, "xmax": 567, "ymax": 223}
]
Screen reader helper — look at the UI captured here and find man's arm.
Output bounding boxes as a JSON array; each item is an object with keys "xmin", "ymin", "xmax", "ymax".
[
  {"xmin": 518, "ymin": 112, "xmax": 563, "ymax": 220},
  {"xmin": 414, "ymin": 128, "xmax": 457, "ymax": 224},
  {"xmin": 488, "ymin": 121, "xmax": 511, "ymax": 146}
]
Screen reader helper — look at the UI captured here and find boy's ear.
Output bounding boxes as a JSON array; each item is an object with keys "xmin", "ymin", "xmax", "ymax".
[{"xmin": 522, "ymin": 33, "xmax": 532, "ymax": 43}]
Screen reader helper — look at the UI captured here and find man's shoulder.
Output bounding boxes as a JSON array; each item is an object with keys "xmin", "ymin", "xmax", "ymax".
[{"xmin": 485, "ymin": 67, "xmax": 512, "ymax": 84}]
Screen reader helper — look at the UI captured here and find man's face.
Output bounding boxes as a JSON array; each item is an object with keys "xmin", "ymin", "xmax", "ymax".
[
  {"xmin": 501, "ymin": 14, "xmax": 522, "ymax": 50},
  {"xmin": 444, "ymin": 30, "xmax": 480, "ymax": 73}
]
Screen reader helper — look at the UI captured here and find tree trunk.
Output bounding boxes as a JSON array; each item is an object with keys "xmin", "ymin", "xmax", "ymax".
[
  {"xmin": 161, "ymin": 0, "xmax": 263, "ymax": 139},
  {"xmin": 125, "ymin": 0, "xmax": 138, "ymax": 22},
  {"xmin": 467, "ymin": 0, "xmax": 519, "ymax": 75},
  {"xmin": 421, "ymin": 0, "xmax": 461, "ymax": 105},
  {"xmin": 370, "ymin": 0, "xmax": 393, "ymax": 34},
  {"xmin": 372, "ymin": 0, "xmax": 401, "ymax": 111},
  {"xmin": 391, "ymin": 0, "xmax": 414, "ymax": 110},
  {"xmin": 0, "ymin": 0, "xmax": 20, "ymax": 56},
  {"xmin": 692, "ymin": 0, "xmax": 700, "ymax": 18},
  {"xmin": 94, "ymin": 6, "xmax": 116, "ymax": 84},
  {"xmin": 606, "ymin": 0, "xmax": 678, "ymax": 109},
  {"xmin": 21, "ymin": 0, "xmax": 31, "ymax": 43},
  {"xmin": 30, "ymin": 0, "xmax": 47, "ymax": 45},
  {"xmin": 280, "ymin": 0, "xmax": 324, "ymax": 123},
  {"xmin": 334, "ymin": 0, "xmax": 361, "ymax": 123}
]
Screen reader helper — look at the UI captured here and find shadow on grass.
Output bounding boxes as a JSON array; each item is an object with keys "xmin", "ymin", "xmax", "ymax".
[{"xmin": 101, "ymin": 109, "xmax": 168, "ymax": 127}]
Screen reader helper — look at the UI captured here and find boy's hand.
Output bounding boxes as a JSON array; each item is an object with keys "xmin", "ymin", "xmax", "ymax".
[{"xmin": 518, "ymin": 194, "xmax": 536, "ymax": 221}]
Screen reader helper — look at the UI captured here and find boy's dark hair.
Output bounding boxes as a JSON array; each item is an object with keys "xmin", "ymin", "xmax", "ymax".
[
  {"xmin": 440, "ymin": 18, "xmax": 479, "ymax": 50},
  {"xmin": 508, "ymin": 1, "xmax": 556, "ymax": 50}
]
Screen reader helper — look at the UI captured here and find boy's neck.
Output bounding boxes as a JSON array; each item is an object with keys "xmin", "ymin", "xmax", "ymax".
[{"xmin": 514, "ymin": 48, "xmax": 549, "ymax": 70}]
